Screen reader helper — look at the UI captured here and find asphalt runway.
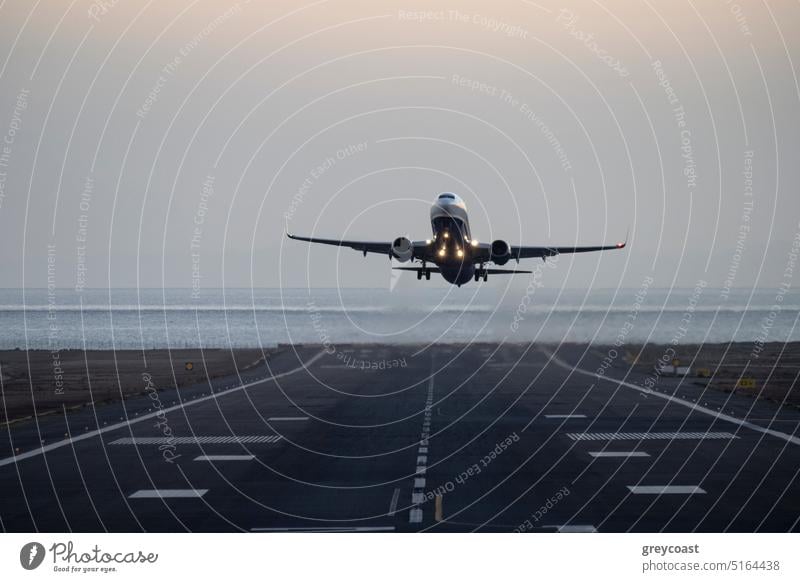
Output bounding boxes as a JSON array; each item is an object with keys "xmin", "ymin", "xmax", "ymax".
[{"xmin": 1, "ymin": 343, "xmax": 799, "ymax": 532}]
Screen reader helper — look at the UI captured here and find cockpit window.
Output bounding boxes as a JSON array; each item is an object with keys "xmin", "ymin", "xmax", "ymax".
[{"xmin": 438, "ymin": 193, "xmax": 455, "ymax": 200}]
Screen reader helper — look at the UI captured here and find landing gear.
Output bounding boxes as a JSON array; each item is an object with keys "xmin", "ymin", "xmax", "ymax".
[
  {"xmin": 475, "ymin": 264, "xmax": 488, "ymax": 282},
  {"xmin": 417, "ymin": 262, "xmax": 431, "ymax": 281}
]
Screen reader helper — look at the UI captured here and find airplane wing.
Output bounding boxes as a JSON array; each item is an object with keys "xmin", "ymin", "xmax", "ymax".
[
  {"xmin": 510, "ymin": 241, "xmax": 626, "ymax": 260},
  {"xmin": 287, "ymin": 233, "xmax": 392, "ymax": 256}
]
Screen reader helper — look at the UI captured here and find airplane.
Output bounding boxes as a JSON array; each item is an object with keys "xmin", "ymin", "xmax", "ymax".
[{"xmin": 287, "ymin": 192, "xmax": 626, "ymax": 287}]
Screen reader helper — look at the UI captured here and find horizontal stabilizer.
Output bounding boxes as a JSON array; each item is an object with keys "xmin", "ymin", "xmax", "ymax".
[
  {"xmin": 485, "ymin": 269, "xmax": 532, "ymax": 275},
  {"xmin": 392, "ymin": 267, "xmax": 441, "ymax": 273}
]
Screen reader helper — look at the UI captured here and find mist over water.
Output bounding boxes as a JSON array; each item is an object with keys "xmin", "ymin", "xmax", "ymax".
[{"xmin": 2, "ymin": 287, "xmax": 797, "ymax": 350}]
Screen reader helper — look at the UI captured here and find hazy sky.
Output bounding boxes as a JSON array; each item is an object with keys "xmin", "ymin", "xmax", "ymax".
[{"xmin": 0, "ymin": 0, "xmax": 798, "ymax": 292}]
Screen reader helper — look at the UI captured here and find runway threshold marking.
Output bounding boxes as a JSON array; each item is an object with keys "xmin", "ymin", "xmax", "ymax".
[
  {"xmin": 0, "ymin": 352, "xmax": 326, "ymax": 468},
  {"xmin": 129, "ymin": 489, "xmax": 208, "ymax": 499},
  {"xmin": 194, "ymin": 455, "xmax": 255, "ymax": 462},
  {"xmin": 567, "ymin": 431, "xmax": 736, "ymax": 441},
  {"xmin": 627, "ymin": 485, "xmax": 706, "ymax": 495},
  {"xmin": 589, "ymin": 451, "xmax": 651, "ymax": 458},
  {"xmin": 110, "ymin": 436, "xmax": 282, "ymax": 445},
  {"xmin": 543, "ymin": 348, "xmax": 800, "ymax": 447}
]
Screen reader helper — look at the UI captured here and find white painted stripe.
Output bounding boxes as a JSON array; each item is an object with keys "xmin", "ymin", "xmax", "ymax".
[
  {"xmin": 557, "ymin": 525, "xmax": 597, "ymax": 533},
  {"xmin": 544, "ymin": 348, "xmax": 800, "ymax": 447},
  {"xmin": 417, "ymin": 456, "xmax": 428, "ymax": 464},
  {"xmin": 414, "ymin": 478, "xmax": 426, "ymax": 488},
  {"xmin": 418, "ymin": 447, "xmax": 428, "ymax": 454},
  {"xmin": 416, "ymin": 466, "xmax": 426, "ymax": 474},
  {"xmin": 252, "ymin": 526, "xmax": 395, "ymax": 532},
  {"xmin": 409, "ymin": 508, "xmax": 423, "ymax": 523},
  {"xmin": 129, "ymin": 489, "xmax": 208, "ymax": 499},
  {"xmin": 412, "ymin": 491, "xmax": 425, "ymax": 504},
  {"xmin": 111, "ymin": 435, "xmax": 282, "ymax": 445},
  {"xmin": 628, "ymin": 485, "xmax": 706, "ymax": 495},
  {"xmin": 388, "ymin": 488, "xmax": 400, "ymax": 516},
  {"xmin": 545, "ymin": 414, "xmax": 588, "ymax": 419},
  {"xmin": 0, "ymin": 351, "xmax": 326, "ymax": 468},
  {"xmin": 194, "ymin": 455, "xmax": 255, "ymax": 462},
  {"xmin": 267, "ymin": 417, "xmax": 308, "ymax": 421},
  {"xmin": 589, "ymin": 451, "xmax": 651, "ymax": 458},
  {"xmin": 567, "ymin": 431, "xmax": 735, "ymax": 442}
]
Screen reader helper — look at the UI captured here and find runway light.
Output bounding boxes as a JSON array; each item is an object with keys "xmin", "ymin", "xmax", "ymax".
[
  {"xmin": 457, "ymin": 248, "xmax": 464, "ymax": 258},
  {"xmin": 443, "ymin": 232, "xmax": 449, "ymax": 239},
  {"xmin": 439, "ymin": 248, "xmax": 446, "ymax": 257}
]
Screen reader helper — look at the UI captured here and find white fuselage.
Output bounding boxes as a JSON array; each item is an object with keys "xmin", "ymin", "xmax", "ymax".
[{"xmin": 428, "ymin": 193, "xmax": 475, "ymax": 285}]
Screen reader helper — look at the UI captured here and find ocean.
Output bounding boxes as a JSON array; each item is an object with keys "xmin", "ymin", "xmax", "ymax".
[{"xmin": 0, "ymin": 287, "xmax": 797, "ymax": 350}]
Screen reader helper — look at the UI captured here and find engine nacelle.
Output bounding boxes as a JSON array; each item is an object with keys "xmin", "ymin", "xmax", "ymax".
[
  {"xmin": 392, "ymin": 236, "xmax": 413, "ymax": 262},
  {"xmin": 491, "ymin": 239, "xmax": 511, "ymax": 265}
]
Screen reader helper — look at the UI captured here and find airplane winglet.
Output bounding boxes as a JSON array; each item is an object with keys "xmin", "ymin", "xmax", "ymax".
[{"xmin": 615, "ymin": 228, "xmax": 629, "ymax": 249}]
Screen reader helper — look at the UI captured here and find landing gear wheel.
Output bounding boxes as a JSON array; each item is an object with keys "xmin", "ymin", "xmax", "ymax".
[
  {"xmin": 425, "ymin": 270, "xmax": 431, "ymax": 281},
  {"xmin": 417, "ymin": 270, "xmax": 422, "ymax": 280},
  {"xmin": 483, "ymin": 271, "xmax": 488, "ymax": 282}
]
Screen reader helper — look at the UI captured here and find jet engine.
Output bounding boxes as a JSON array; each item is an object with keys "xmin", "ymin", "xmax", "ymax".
[
  {"xmin": 491, "ymin": 239, "xmax": 511, "ymax": 265},
  {"xmin": 392, "ymin": 237, "xmax": 413, "ymax": 262}
]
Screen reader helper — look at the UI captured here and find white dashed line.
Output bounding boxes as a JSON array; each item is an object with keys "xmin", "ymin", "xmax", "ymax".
[
  {"xmin": 589, "ymin": 451, "xmax": 651, "ymax": 458},
  {"xmin": 627, "ymin": 485, "xmax": 706, "ymax": 495},
  {"xmin": 267, "ymin": 417, "xmax": 308, "ymax": 421},
  {"xmin": 545, "ymin": 414, "xmax": 588, "ymax": 419},
  {"xmin": 194, "ymin": 455, "xmax": 255, "ymax": 461},
  {"xmin": 567, "ymin": 431, "xmax": 736, "ymax": 441},
  {"xmin": 110, "ymin": 436, "xmax": 282, "ymax": 445},
  {"xmin": 409, "ymin": 367, "xmax": 435, "ymax": 525},
  {"xmin": 129, "ymin": 489, "xmax": 208, "ymax": 499},
  {"xmin": 409, "ymin": 508, "xmax": 423, "ymax": 524},
  {"xmin": 556, "ymin": 525, "xmax": 597, "ymax": 532}
]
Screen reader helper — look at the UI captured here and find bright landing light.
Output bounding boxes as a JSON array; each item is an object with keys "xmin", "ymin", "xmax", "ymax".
[
  {"xmin": 457, "ymin": 249, "xmax": 463, "ymax": 258},
  {"xmin": 439, "ymin": 248, "xmax": 446, "ymax": 257},
  {"xmin": 470, "ymin": 239, "xmax": 478, "ymax": 247}
]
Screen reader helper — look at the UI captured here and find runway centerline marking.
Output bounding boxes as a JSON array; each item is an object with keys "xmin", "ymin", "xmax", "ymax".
[
  {"xmin": 410, "ymin": 363, "xmax": 435, "ymax": 525},
  {"xmin": 0, "ymin": 352, "xmax": 325, "ymax": 468},
  {"xmin": 267, "ymin": 417, "xmax": 308, "ymax": 421},
  {"xmin": 628, "ymin": 485, "xmax": 706, "ymax": 495},
  {"xmin": 545, "ymin": 414, "xmax": 588, "ymax": 419},
  {"xmin": 543, "ymin": 348, "xmax": 800, "ymax": 447},
  {"xmin": 129, "ymin": 489, "xmax": 208, "ymax": 499}
]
